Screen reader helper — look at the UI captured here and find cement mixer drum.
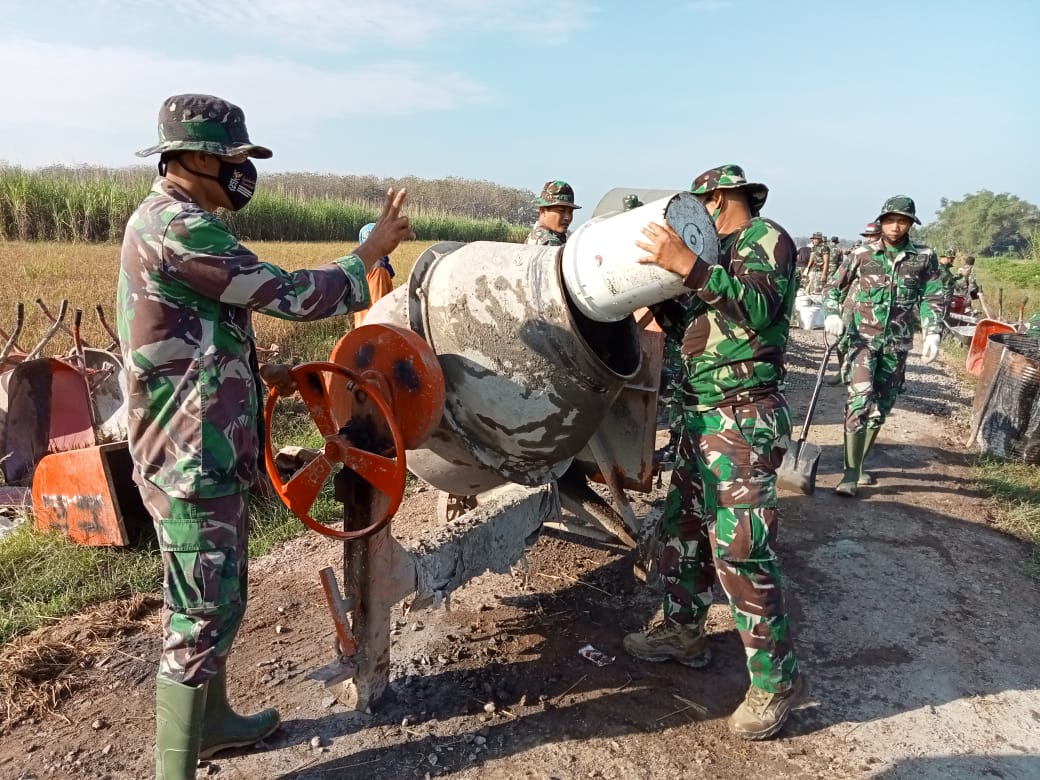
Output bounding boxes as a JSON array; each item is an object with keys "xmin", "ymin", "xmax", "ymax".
[{"xmin": 366, "ymin": 241, "xmax": 642, "ymax": 495}]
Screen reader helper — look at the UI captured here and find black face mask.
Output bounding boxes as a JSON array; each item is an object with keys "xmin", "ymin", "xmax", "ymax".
[{"xmin": 169, "ymin": 156, "xmax": 258, "ymax": 211}]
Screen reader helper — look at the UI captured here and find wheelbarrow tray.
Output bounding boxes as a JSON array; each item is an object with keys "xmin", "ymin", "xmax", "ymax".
[
  {"xmin": 966, "ymin": 319, "xmax": 1016, "ymax": 376},
  {"xmin": 32, "ymin": 441, "xmax": 149, "ymax": 546}
]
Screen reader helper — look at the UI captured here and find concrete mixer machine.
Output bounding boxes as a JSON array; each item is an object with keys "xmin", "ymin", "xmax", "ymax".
[{"xmin": 261, "ymin": 191, "xmax": 717, "ymax": 710}]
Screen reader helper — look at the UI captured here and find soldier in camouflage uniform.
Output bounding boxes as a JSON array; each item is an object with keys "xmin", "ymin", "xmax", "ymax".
[
  {"xmin": 830, "ymin": 235, "xmax": 844, "ymax": 267},
  {"xmin": 954, "ymin": 256, "xmax": 991, "ymax": 318},
  {"xmin": 823, "ymin": 196, "xmax": 943, "ymax": 497},
  {"xmin": 526, "ymin": 180, "xmax": 580, "ymax": 245},
  {"xmin": 121, "ymin": 94, "xmax": 413, "ymax": 779},
  {"xmin": 623, "ymin": 164, "xmax": 804, "ymax": 740},
  {"xmin": 824, "ymin": 222, "xmax": 881, "ymax": 386},
  {"xmin": 937, "ymin": 249, "xmax": 958, "ymax": 327},
  {"xmin": 803, "ymin": 231, "xmax": 830, "ymax": 294}
]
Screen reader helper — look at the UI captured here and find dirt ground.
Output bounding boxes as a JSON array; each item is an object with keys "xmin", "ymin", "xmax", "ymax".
[{"xmin": 3, "ymin": 326, "xmax": 1040, "ymax": 780}]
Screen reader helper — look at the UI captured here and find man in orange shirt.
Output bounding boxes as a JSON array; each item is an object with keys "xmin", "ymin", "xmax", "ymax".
[{"xmin": 354, "ymin": 222, "xmax": 396, "ymax": 327}]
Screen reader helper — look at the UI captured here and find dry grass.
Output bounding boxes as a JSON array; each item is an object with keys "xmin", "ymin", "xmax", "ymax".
[
  {"xmin": 0, "ymin": 593, "xmax": 161, "ymax": 726},
  {"xmin": 0, "ymin": 240, "xmax": 436, "ymax": 360}
]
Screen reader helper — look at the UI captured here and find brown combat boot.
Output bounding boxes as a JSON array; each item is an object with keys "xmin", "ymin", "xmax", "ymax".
[
  {"xmin": 623, "ymin": 618, "xmax": 711, "ymax": 668},
  {"xmin": 728, "ymin": 674, "xmax": 806, "ymax": 740}
]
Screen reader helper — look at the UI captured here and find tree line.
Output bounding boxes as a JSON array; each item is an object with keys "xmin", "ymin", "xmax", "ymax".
[{"xmin": 920, "ymin": 190, "xmax": 1040, "ymax": 259}]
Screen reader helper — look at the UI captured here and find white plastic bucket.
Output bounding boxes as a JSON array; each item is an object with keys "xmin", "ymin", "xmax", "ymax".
[
  {"xmin": 561, "ymin": 192, "xmax": 719, "ymax": 323},
  {"xmin": 796, "ymin": 300, "xmax": 824, "ymax": 330}
]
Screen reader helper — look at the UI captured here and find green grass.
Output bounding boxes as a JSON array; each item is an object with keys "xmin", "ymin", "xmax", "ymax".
[
  {"xmin": 0, "ymin": 522, "xmax": 161, "ymax": 644},
  {"xmin": 973, "ymin": 256, "xmax": 1040, "ymax": 320},
  {"xmin": 974, "ymin": 457, "xmax": 1040, "ymax": 580}
]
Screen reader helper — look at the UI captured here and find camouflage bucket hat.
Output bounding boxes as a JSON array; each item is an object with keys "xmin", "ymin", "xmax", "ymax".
[
  {"xmin": 689, "ymin": 164, "xmax": 768, "ymax": 215},
  {"xmin": 534, "ymin": 180, "xmax": 580, "ymax": 209},
  {"xmin": 876, "ymin": 195, "xmax": 921, "ymax": 225},
  {"xmin": 860, "ymin": 222, "xmax": 881, "ymax": 237},
  {"xmin": 622, "ymin": 194, "xmax": 643, "ymax": 210},
  {"xmin": 811, "ymin": 231, "xmax": 824, "ymax": 239},
  {"xmin": 136, "ymin": 94, "xmax": 273, "ymax": 159}
]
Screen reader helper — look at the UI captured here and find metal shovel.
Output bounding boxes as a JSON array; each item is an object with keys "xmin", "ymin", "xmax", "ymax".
[{"xmin": 777, "ymin": 339, "xmax": 835, "ymax": 495}]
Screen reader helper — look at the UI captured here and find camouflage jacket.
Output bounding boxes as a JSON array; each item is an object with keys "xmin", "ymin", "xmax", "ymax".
[
  {"xmin": 823, "ymin": 238, "xmax": 943, "ymax": 351},
  {"xmin": 805, "ymin": 244, "xmax": 830, "ymax": 274},
  {"xmin": 953, "ymin": 269, "xmax": 983, "ymax": 299},
  {"xmin": 117, "ymin": 177, "xmax": 370, "ymax": 499},
  {"xmin": 938, "ymin": 264, "xmax": 957, "ymax": 300},
  {"xmin": 650, "ymin": 217, "xmax": 797, "ymax": 409},
  {"xmin": 525, "ymin": 225, "xmax": 567, "ymax": 246}
]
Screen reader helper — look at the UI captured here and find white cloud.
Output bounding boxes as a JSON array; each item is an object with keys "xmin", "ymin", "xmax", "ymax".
[
  {"xmin": 0, "ymin": 38, "xmax": 491, "ymax": 134},
  {"xmin": 107, "ymin": 0, "xmax": 594, "ymax": 51}
]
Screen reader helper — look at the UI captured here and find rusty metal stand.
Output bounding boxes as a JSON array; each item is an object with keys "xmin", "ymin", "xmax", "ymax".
[{"xmin": 310, "ymin": 482, "xmax": 556, "ymax": 712}]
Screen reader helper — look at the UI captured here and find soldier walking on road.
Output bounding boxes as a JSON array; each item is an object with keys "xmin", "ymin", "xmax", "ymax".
[
  {"xmin": 624, "ymin": 164, "xmax": 804, "ymax": 740},
  {"xmin": 526, "ymin": 180, "xmax": 580, "ymax": 246},
  {"xmin": 121, "ymin": 94, "xmax": 413, "ymax": 779},
  {"xmin": 823, "ymin": 196, "xmax": 943, "ymax": 497}
]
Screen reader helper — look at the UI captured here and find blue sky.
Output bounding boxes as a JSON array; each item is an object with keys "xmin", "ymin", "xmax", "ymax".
[{"xmin": 2, "ymin": 0, "xmax": 1038, "ymax": 237}]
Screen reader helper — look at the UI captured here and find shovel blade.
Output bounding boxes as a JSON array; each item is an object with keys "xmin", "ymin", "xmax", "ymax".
[{"xmin": 777, "ymin": 442, "xmax": 821, "ymax": 496}]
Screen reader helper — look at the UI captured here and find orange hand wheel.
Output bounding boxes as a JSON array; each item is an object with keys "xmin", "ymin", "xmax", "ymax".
[{"xmin": 263, "ymin": 361, "xmax": 407, "ymax": 541}]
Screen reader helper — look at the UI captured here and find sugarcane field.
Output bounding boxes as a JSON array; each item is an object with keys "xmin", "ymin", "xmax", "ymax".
[{"xmin": 2, "ymin": 4, "xmax": 1040, "ymax": 780}]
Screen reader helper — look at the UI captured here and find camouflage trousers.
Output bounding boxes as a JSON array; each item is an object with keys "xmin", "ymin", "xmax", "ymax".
[
  {"xmin": 657, "ymin": 393, "xmax": 799, "ymax": 693},
  {"xmin": 843, "ymin": 342, "xmax": 909, "ymax": 433},
  {"xmin": 139, "ymin": 481, "xmax": 249, "ymax": 686},
  {"xmin": 661, "ymin": 334, "xmax": 684, "ymax": 435},
  {"xmin": 806, "ymin": 269, "xmax": 823, "ymax": 294}
]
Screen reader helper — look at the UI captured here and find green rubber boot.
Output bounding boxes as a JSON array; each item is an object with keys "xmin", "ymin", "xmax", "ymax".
[
  {"xmin": 199, "ymin": 667, "xmax": 281, "ymax": 758},
  {"xmin": 835, "ymin": 429, "xmax": 867, "ymax": 497},
  {"xmin": 155, "ymin": 677, "xmax": 206, "ymax": 780},
  {"xmin": 858, "ymin": 427, "xmax": 881, "ymax": 486}
]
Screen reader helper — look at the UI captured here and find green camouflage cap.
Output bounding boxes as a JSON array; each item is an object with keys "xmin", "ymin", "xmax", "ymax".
[
  {"xmin": 534, "ymin": 180, "xmax": 580, "ymax": 208},
  {"xmin": 622, "ymin": 194, "xmax": 643, "ymax": 210},
  {"xmin": 689, "ymin": 164, "xmax": 768, "ymax": 215},
  {"xmin": 876, "ymin": 194, "xmax": 921, "ymax": 225},
  {"xmin": 811, "ymin": 231, "xmax": 824, "ymax": 239},
  {"xmin": 136, "ymin": 94, "xmax": 273, "ymax": 159}
]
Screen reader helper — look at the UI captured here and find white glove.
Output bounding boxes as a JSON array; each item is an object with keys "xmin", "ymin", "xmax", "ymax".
[
  {"xmin": 921, "ymin": 333, "xmax": 941, "ymax": 364},
  {"xmin": 824, "ymin": 315, "xmax": 845, "ymax": 339}
]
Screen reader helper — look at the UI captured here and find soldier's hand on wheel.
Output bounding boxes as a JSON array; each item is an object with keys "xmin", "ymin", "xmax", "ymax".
[
  {"xmin": 356, "ymin": 188, "xmax": 415, "ymax": 268},
  {"xmin": 636, "ymin": 221, "xmax": 698, "ymax": 278},
  {"xmin": 824, "ymin": 315, "xmax": 845, "ymax": 339},
  {"xmin": 921, "ymin": 333, "xmax": 941, "ymax": 364}
]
